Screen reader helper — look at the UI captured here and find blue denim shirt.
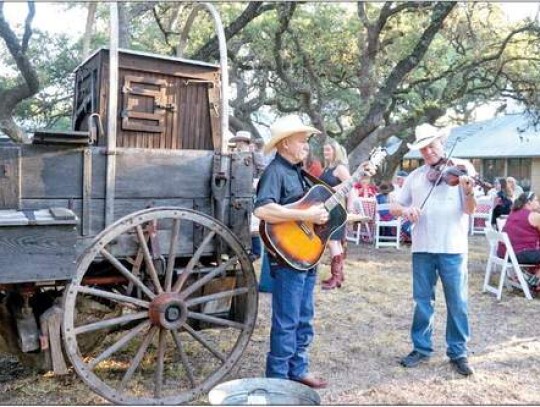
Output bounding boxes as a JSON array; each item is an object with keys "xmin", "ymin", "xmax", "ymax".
[{"xmin": 254, "ymin": 153, "xmax": 308, "ymax": 209}]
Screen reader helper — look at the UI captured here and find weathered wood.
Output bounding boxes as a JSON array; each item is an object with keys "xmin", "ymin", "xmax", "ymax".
[
  {"xmin": 82, "ymin": 148, "xmax": 92, "ymax": 235},
  {"xmin": 0, "ymin": 146, "xmax": 21, "ymax": 209},
  {"xmin": 0, "ymin": 224, "xmax": 77, "ymax": 283},
  {"xmin": 41, "ymin": 305, "xmax": 69, "ymax": 375},
  {"xmin": 73, "ymin": 49, "xmax": 219, "ymax": 150},
  {"xmin": 20, "ymin": 146, "xmax": 215, "ymax": 199}
]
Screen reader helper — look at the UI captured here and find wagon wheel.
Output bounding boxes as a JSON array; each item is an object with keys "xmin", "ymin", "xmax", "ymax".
[{"xmin": 63, "ymin": 207, "xmax": 258, "ymax": 405}]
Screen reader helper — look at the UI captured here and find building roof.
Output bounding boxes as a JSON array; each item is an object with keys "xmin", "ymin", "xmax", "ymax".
[{"xmin": 404, "ymin": 113, "xmax": 540, "ymax": 160}]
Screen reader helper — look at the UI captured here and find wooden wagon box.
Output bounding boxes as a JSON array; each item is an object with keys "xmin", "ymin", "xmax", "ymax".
[
  {"xmin": 0, "ymin": 208, "xmax": 78, "ymax": 284},
  {"xmin": 72, "ymin": 48, "xmax": 221, "ymax": 151}
]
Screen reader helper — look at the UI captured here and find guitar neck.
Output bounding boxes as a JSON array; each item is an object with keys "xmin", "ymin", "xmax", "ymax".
[{"xmin": 324, "ymin": 169, "xmax": 365, "ymax": 212}]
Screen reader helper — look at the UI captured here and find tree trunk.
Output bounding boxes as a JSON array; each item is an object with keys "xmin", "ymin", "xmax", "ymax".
[{"xmin": 82, "ymin": 2, "xmax": 97, "ymax": 58}]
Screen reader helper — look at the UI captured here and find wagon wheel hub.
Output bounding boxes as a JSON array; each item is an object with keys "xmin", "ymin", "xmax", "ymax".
[{"xmin": 148, "ymin": 293, "xmax": 187, "ymax": 330}]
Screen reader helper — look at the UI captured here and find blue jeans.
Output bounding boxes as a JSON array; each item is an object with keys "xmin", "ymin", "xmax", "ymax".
[
  {"xmin": 265, "ymin": 264, "xmax": 316, "ymax": 380},
  {"xmin": 258, "ymin": 250, "xmax": 273, "ymax": 293},
  {"xmin": 411, "ymin": 253, "xmax": 470, "ymax": 360},
  {"xmin": 251, "ymin": 236, "xmax": 262, "ymax": 259}
]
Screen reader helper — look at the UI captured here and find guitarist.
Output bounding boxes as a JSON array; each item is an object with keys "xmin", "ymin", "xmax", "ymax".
[{"xmin": 254, "ymin": 115, "xmax": 375, "ymax": 389}]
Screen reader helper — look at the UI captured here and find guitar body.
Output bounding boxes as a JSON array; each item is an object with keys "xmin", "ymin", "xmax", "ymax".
[{"xmin": 260, "ymin": 184, "xmax": 348, "ymax": 270}]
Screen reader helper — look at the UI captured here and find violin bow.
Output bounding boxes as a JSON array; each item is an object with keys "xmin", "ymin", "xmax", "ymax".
[{"xmin": 418, "ymin": 136, "xmax": 461, "ymax": 211}]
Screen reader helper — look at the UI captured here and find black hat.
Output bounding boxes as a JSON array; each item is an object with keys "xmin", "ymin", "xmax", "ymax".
[{"xmin": 378, "ymin": 181, "xmax": 394, "ymax": 194}]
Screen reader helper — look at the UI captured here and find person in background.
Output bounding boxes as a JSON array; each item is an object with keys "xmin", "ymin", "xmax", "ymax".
[
  {"xmin": 319, "ymin": 138, "xmax": 354, "ymax": 290},
  {"xmin": 354, "ymin": 175, "xmax": 378, "ymax": 198},
  {"xmin": 491, "ymin": 177, "xmax": 513, "ymax": 227},
  {"xmin": 501, "ymin": 191, "xmax": 540, "ymax": 291},
  {"xmin": 230, "ymin": 131, "xmax": 251, "ymax": 153},
  {"xmin": 391, "ymin": 170, "xmax": 409, "ymax": 201},
  {"xmin": 377, "ymin": 180, "xmax": 411, "ymax": 242},
  {"xmin": 230, "ymin": 131, "xmax": 263, "ymax": 262},
  {"xmin": 251, "ymin": 138, "xmax": 267, "ymax": 179},
  {"xmin": 487, "ymin": 178, "xmax": 500, "ymax": 199},
  {"xmin": 303, "ymin": 143, "xmax": 323, "ymax": 178},
  {"xmin": 391, "ymin": 122, "xmax": 477, "ymax": 377},
  {"xmin": 506, "ymin": 176, "xmax": 524, "ymax": 201}
]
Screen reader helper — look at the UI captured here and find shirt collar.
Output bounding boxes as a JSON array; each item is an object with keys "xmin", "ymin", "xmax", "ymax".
[{"xmin": 275, "ymin": 152, "xmax": 303, "ymax": 169}]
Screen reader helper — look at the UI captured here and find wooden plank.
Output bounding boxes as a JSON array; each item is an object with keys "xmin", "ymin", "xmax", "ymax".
[
  {"xmin": 228, "ymin": 197, "xmax": 252, "ymax": 250},
  {"xmin": 20, "ymin": 147, "xmax": 215, "ymax": 200},
  {"xmin": 0, "ymin": 225, "xmax": 77, "ymax": 283},
  {"xmin": 82, "ymin": 148, "xmax": 92, "ymax": 236},
  {"xmin": 113, "ymin": 149, "xmax": 213, "ymax": 198},
  {"xmin": 20, "ymin": 145, "xmax": 84, "ymax": 199},
  {"xmin": 230, "ymin": 152, "xmax": 255, "ymax": 197},
  {"xmin": 0, "ymin": 146, "xmax": 21, "ymax": 209}
]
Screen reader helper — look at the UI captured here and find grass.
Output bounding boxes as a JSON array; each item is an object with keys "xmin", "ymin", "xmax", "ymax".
[{"xmin": 1, "ymin": 235, "xmax": 539, "ymax": 404}]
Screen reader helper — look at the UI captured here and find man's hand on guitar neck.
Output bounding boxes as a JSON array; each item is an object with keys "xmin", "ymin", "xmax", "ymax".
[{"xmin": 360, "ymin": 161, "xmax": 377, "ymax": 177}]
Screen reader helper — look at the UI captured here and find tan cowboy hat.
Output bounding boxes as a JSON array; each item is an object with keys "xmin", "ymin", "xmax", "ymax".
[
  {"xmin": 407, "ymin": 123, "xmax": 450, "ymax": 150},
  {"xmin": 229, "ymin": 130, "xmax": 251, "ymax": 144},
  {"xmin": 264, "ymin": 115, "xmax": 321, "ymax": 154}
]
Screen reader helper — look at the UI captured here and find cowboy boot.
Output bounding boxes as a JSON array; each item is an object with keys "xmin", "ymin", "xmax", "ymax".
[
  {"xmin": 336, "ymin": 254, "xmax": 345, "ymax": 284},
  {"xmin": 321, "ymin": 256, "xmax": 338, "ymax": 285},
  {"xmin": 322, "ymin": 255, "xmax": 342, "ymax": 290}
]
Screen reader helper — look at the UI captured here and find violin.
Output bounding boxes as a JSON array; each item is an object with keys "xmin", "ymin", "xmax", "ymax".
[{"xmin": 427, "ymin": 158, "xmax": 493, "ymax": 194}]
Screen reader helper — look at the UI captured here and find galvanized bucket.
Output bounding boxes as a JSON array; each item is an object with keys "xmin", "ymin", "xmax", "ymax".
[{"xmin": 208, "ymin": 378, "xmax": 321, "ymax": 405}]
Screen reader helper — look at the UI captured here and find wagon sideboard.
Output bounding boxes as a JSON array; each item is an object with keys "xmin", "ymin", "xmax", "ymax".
[{"xmin": 0, "ymin": 144, "xmax": 254, "ymax": 284}]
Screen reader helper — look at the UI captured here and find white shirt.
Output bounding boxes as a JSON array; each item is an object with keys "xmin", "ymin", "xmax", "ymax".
[{"xmin": 398, "ymin": 158, "xmax": 476, "ymax": 254}]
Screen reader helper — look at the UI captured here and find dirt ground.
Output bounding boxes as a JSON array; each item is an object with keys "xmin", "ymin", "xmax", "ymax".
[{"xmin": 1, "ymin": 235, "xmax": 539, "ymax": 405}]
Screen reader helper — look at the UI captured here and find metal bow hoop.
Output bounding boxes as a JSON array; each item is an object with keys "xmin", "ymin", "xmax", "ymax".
[{"xmin": 418, "ymin": 136, "xmax": 461, "ymax": 211}]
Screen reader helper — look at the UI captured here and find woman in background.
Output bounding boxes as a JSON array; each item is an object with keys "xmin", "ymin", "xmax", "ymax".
[
  {"xmin": 303, "ymin": 143, "xmax": 323, "ymax": 178},
  {"xmin": 491, "ymin": 177, "xmax": 513, "ymax": 227},
  {"xmin": 319, "ymin": 139, "xmax": 353, "ymax": 290},
  {"xmin": 507, "ymin": 176, "xmax": 524, "ymax": 201},
  {"xmin": 502, "ymin": 192, "xmax": 540, "ymax": 291}
]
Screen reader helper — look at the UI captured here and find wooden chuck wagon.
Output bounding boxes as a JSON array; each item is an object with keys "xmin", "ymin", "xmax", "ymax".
[{"xmin": 0, "ymin": 4, "xmax": 258, "ymax": 405}]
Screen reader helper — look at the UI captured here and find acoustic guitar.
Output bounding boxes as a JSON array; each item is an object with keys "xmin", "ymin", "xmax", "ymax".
[{"xmin": 259, "ymin": 147, "xmax": 388, "ymax": 270}]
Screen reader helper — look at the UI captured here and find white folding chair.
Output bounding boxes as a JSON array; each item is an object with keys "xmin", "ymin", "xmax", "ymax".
[
  {"xmin": 346, "ymin": 197, "xmax": 375, "ymax": 244},
  {"xmin": 470, "ymin": 195, "xmax": 495, "ymax": 235},
  {"xmin": 373, "ymin": 203, "xmax": 401, "ymax": 249},
  {"xmin": 496, "ymin": 217, "xmax": 507, "ymax": 232},
  {"xmin": 483, "ymin": 228, "xmax": 533, "ymax": 300}
]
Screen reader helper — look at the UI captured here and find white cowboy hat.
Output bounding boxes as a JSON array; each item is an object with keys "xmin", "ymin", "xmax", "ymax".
[
  {"xmin": 264, "ymin": 115, "xmax": 321, "ymax": 154},
  {"xmin": 407, "ymin": 123, "xmax": 450, "ymax": 150},
  {"xmin": 229, "ymin": 130, "xmax": 251, "ymax": 144}
]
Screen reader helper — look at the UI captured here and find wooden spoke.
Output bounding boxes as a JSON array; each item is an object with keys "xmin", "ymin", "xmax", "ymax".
[
  {"xmin": 88, "ymin": 320, "xmax": 151, "ymax": 370},
  {"xmin": 101, "ymin": 248, "xmax": 156, "ymax": 300},
  {"xmin": 155, "ymin": 329, "xmax": 166, "ymax": 398},
  {"xmin": 77, "ymin": 286, "xmax": 150, "ymax": 309},
  {"xmin": 74, "ymin": 311, "xmax": 148, "ymax": 336},
  {"xmin": 178, "ymin": 256, "xmax": 237, "ymax": 299},
  {"xmin": 126, "ymin": 248, "xmax": 145, "ymax": 296},
  {"xmin": 172, "ymin": 231, "xmax": 216, "ymax": 292},
  {"xmin": 119, "ymin": 326, "xmax": 158, "ymax": 391},
  {"xmin": 136, "ymin": 225, "xmax": 164, "ymax": 294},
  {"xmin": 185, "ymin": 287, "xmax": 249, "ymax": 307},
  {"xmin": 187, "ymin": 311, "xmax": 246, "ymax": 331},
  {"xmin": 170, "ymin": 330, "xmax": 196, "ymax": 387},
  {"xmin": 164, "ymin": 218, "xmax": 180, "ymax": 292},
  {"xmin": 182, "ymin": 323, "xmax": 226, "ymax": 363}
]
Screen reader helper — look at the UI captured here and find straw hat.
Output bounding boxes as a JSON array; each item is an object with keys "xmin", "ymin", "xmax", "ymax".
[
  {"xmin": 229, "ymin": 130, "xmax": 251, "ymax": 144},
  {"xmin": 264, "ymin": 115, "xmax": 321, "ymax": 154},
  {"xmin": 407, "ymin": 123, "xmax": 450, "ymax": 150}
]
